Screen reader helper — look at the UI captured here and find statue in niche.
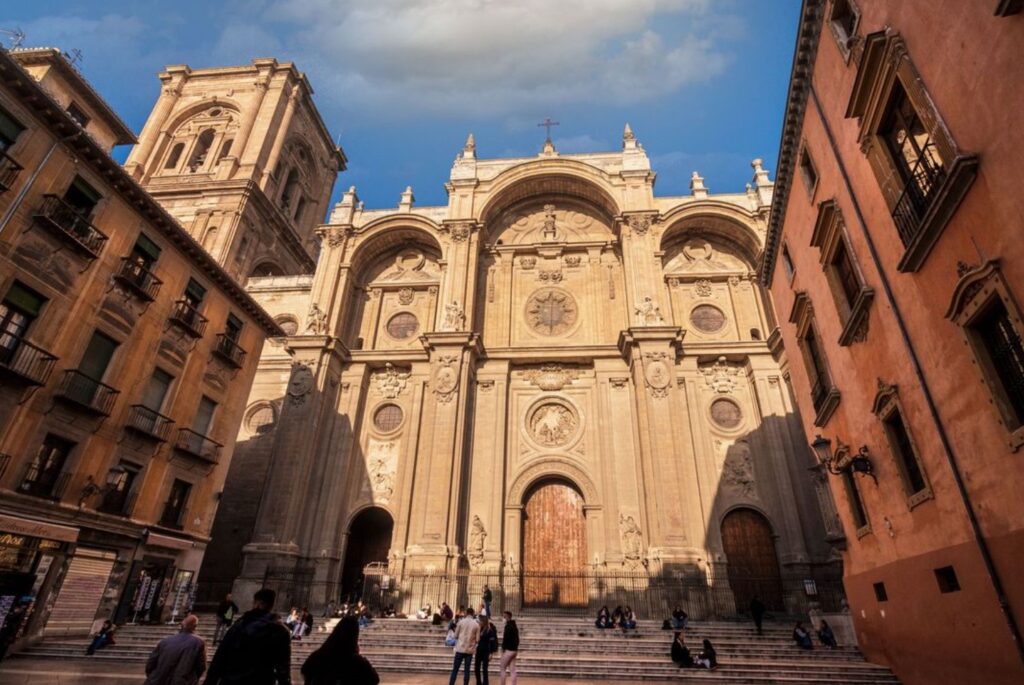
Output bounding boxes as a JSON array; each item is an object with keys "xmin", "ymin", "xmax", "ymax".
[
  {"xmin": 634, "ymin": 296, "xmax": 664, "ymax": 325},
  {"xmin": 305, "ymin": 303, "xmax": 327, "ymax": 334},
  {"xmin": 443, "ymin": 301, "xmax": 465, "ymax": 331},
  {"xmin": 619, "ymin": 514, "xmax": 643, "ymax": 567},
  {"xmin": 542, "ymin": 204, "xmax": 558, "ymax": 241},
  {"xmin": 468, "ymin": 515, "xmax": 487, "ymax": 568}
]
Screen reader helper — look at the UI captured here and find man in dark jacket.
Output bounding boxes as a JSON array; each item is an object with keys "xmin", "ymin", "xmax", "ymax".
[
  {"xmin": 213, "ymin": 593, "xmax": 239, "ymax": 645},
  {"xmin": 750, "ymin": 597, "xmax": 766, "ymax": 635},
  {"xmin": 204, "ymin": 588, "xmax": 291, "ymax": 685},
  {"xmin": 498, "ymin": 611, "xmax": 519, "ymax": 685}
]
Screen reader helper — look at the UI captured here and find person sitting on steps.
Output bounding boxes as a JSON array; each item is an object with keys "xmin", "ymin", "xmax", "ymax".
[
  {"xmin": 694, "ymin": 638, "xmax": 718, "ymax": 670},
  {"xmin": 671, "ymin": 631, "xmax": 694, "ymax": 668},
  {"xmin": 818, "ymin": 619, "xmax": 838, "ymax": 649},
  {"xmin": 792, "ymin": 621, "xmax": 814, "ymax": 650},
  {"xmin": 594, "ymin": 606, "xmax": 612, "ymax": 629}
]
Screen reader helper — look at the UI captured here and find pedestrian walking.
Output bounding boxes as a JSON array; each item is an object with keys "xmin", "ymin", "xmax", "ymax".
[
  {"xmin": 482, "ymin": 585, "xmax": 493, "ymax": 617},
  {"xmin": 213, "ymin": 593, "xmax": 239, "ymax": 645},
  {"xmin": 750, "ymin": 597, "xmax": 766, "ymax": 635},
  {"xmin": 145, "ymin": 614, "xmax": 207, "ymax": 685},
  {"xmin": 475, "ymin": 614, "xmax": 498, "ymax": 685},
  {"xmin": 448, "ymin": 607, "xmax": 480, "ymax": 685},
  {"xmin": 498, "ymin": 610, "xmax": 519, "ymax": 685},
  {"xmin": 301, "ymin": 615, "xmax": 379, "ymax": 685},
  {"xmin": 204, "ymin": 588, "xmax": 291, "ymax": 685}
]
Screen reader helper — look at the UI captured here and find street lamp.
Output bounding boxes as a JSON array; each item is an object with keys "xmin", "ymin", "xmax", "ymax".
[
  {"xmin": 810, "ymin": 435, "xmax": 876, "ymax": 484},
  {"xmin": 78, "ymin": 464, "xmax": 127, "ymax": 507}
]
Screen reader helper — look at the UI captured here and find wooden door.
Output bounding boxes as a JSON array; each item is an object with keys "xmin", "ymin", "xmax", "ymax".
[
  {"xmin": 721, "ymin": 508, "xmax": 784, "ymax": 611},
  {"xmin": 522, "ymin": 481, "xmax": 587, "ymax": 607}
]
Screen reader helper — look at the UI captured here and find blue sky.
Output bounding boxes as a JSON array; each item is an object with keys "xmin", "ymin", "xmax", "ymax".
[{"xmin": 2, "ymin": 0, "xmax": 800, "ymax": 213}]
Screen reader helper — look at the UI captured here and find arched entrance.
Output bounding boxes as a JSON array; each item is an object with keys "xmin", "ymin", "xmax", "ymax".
[
  {"xmin": 340, "ymin": 507, "xmax": 394, "ymax": 600},
  {"xmin": 721, "ymin": 508, "xmax": 784, "ymax": 611},
  {"xmin": 522, "ymin": 479, "xmax": 587, "ymax": 608}
]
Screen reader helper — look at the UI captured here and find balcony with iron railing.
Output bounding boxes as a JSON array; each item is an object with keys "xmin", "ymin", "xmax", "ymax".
[
  {"xmin": 98, "ymin": 489, "xmax": 138, "ymax": 517},
  {"xmin": 18, "ymin": 467, "xmax": 71, "ymax": 501},
  {"xmin": 32, "ymin": 194, "xmax": 109, "ymax": 258},
  {"xmin": 125, "ymin": 404, "xmax": 174, "ymax": 442},
  {"xmin": 891, "ymin": 147, "xmax": 947, "ymax": 248},
  {"xmin": 213, "ymin": 333, "xmax": 246, "ymax": 368},
  {"xmin": 54, "ymin": 369, "xmax": 120, "ymax": 416},
  {"xmin": 0, "ymin": 148, "xmax": 23, "ymax": 193},
  {"xmin": 168, "ymin": 300, "xmax": 208, "ymax": 338},
  {"xmin": 0, "ymin": 334, "xmax": 58, "ymax": 386},
  {"xmin": 174, "ymin": 427, "xmax": 222, "ymax": 464},
  {"xmin": 113, "ymin": 257, "xmax": 163, "ymax": 302}
]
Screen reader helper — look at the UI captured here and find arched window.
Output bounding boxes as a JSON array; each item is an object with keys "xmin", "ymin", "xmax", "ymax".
[
  {"xmin": 250, "ymin": 261, "xmax": 284, "ymax": 278},
  {"xmin": 217, "ymin": 138, "xmax": 233, "ymax": 162},
  {"xmin": 188, "ymin": 129, "xmax": 215, "ymax": 171},
  {"xmin": 202, "ymin": 226, "xmax": 218, "ymax": 250},
  {"xmin": 281, "ymin": 168, "xmax": 300, "ymax": 211},
  {"xmin": 165, "ymin": 142, "xmax": 184, "ymax": 169}
]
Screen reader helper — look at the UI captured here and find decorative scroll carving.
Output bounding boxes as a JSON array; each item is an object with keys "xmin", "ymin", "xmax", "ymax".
[
  {"xmin": 627, "ymin": 214, "xmax": 653, "ymax": 235},
  {"xmin": 538, "ymin": 269, "xmax": 563, "ymax": 283},
  {"xmin": 609, "ymin": 377, "xmax": 629, "ymax": 389},
  {"xmin": 287, "ymin": 362, "xmax": 314, "ymax": 406},
  {"xmin": 521, "ymin": 364, "xmax": 581, "ymax": 391},
  {"xmin": 445, "ymin": 222, "xmax": 473, "ymax": 242},
  {"xmin": 468, "ymin": 515, "xmax": 487, "ymax": 568},
  {"xmin": 520, "ymin": 257, "xmax": 537, "ymax": 270},
  {"xmin": 700, "ymin": 356, "xmax": 740, "ymax": 394},
  {"xmin": 642, "ymin": 351, "xmax": 672, "ymax": 398},
  {"xmin": 373, "ymin": 363, "xmax": 411, "ymax": 399},
  {"xmin": 432, "ymin": 354, "xmax": 460, "ymax": 403},
  {"xmin": 564, "ymin": 255, "xmax": 581, "ymax": 268}
]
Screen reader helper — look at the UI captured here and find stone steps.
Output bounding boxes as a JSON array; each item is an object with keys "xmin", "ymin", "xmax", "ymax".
[{"xmin": 14, "ymin": 617, "xmax": 900, "ymax": 684}]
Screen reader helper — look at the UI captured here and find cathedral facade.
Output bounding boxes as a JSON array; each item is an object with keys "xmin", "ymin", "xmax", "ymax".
[{"xmin": 201, "ymin": 128, "xmax": 841, "ymax": 615}]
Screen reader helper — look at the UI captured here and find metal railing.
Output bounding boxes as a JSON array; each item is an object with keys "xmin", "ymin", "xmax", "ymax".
[
  {"xmin": 174, "ymin": 427, "xmax": 222, "ymax": 464},
  {"xmin": 891, "ymin": 144, "xmax": 947, "ymax": 247},
  {"xmin": 213, "ymin": 333, "xmax": 246, "ymax": 368},
  {"xmin": 125, "ymin": 404, "xmax": 174, "ymax": 441},
  {"xmin": 114, "ymin": 257, "xmax": 163, "ymax": 301},
  {"xmin": 169, "ymin": 300, "xmax": 208, "ymax": 338},
  {"xmin": 54, "ymin": 369, "xmax": 120, "ymax": 415},
  {"xmin": 18, "ymin": 467, "xmax": 71, "ymax": 501},
  {"xmin": 0, "ymin": 333, "xmax": 58, "ymax": 386},
  {"xmin": 0, "ymin": 148, "xmax": 23, "ymax": 192},
  {"xmin": 98, "ymin": 489, "xmax": 138, "ymax": 517},
  {"xmin": 33, "ymin": 194, "xmax": 109, "ymax": 257}
]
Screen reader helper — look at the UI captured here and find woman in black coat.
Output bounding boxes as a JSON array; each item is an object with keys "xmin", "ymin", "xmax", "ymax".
[
  {"xmin": 301, "ymin": 615, "xmax": 379, "ymax": 685},
  {"xmin": 671, "ymin": 632, "xmax": 693, "ymax": 668}
]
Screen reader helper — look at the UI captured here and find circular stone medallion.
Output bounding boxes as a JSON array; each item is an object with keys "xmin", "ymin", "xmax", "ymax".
[
  {"xmin": 525, "ymin": 288, "xmax": 578, "ymax": 336},
  {"xmin": 690, "ymin": 304, "xmax": 726, "ymax": 333},
  {"xmin": 710, "ymin": 398, "xmax": 743, "ymax": 428},
  {"xmin": 527, "ymin": 401, "xmax": 580, "ymax": 447}
]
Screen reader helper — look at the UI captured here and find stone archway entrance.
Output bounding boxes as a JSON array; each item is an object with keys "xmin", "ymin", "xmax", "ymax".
[
  {"xmin": 721, "ymin": 508, "xmax": 784, "ymax": 611},
  {"xmin": 341, "ymin": 507, "xmax": 394, "ymax": 600},
  {"xmin": 522, "ymin": 479, "xmax": 587, "ymax": 607}
]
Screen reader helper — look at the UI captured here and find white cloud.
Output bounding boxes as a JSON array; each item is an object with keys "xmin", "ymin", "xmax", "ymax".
[{"xmin": 227, "ymin": 0, "xmax": 740, "ymax": 119}]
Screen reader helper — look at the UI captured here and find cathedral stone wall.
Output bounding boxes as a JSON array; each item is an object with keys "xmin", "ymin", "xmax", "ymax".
[{"xmin": 200, "ymin": 131, "xmax": 841, "ymax": 614}]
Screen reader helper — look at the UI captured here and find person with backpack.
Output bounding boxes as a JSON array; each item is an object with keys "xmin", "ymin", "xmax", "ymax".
[
  {"xmin": 498, "ymin": 611, "xmax": 519, "ymax": 685},
  {"xmin": 475, "ymin": 614, "xmax": 498, "ymax": 685},
  {"xmin": 204, "ymin": 588, "xmax": 291, "ymax": 685}
]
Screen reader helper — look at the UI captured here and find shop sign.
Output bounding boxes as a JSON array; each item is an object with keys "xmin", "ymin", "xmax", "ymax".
[{"xmin": 0, "ymin": 514, "xmax": 79, "ymax": 543}]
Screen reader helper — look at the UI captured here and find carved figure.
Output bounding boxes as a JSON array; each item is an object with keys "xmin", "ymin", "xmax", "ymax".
[
  {"xmin": 542, "ymin": 204, "xmax": 558, "ymax": 241},
  {"xmin": 305, "ymin": 303, "xmax": 327, "ymax": 335},
  {"xmin": 635, "ymin": 296, "xmax": 664, "ymax": 325},
  {"xmin": 443, "ymin": 301, "xmax": 465, "ymax": 331},
  {"xmin": 468, "ymin": 515, "xmax": 487, "ymax": 568},
  {"xmin": 619, "ymin": 514, "xmax": 643, "ymax": 566}
]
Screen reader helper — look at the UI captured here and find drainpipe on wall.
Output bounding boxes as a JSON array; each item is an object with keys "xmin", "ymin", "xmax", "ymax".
[{"xmin": 807, "ymin": 85, "xmax": 1024, "ymax": 666}]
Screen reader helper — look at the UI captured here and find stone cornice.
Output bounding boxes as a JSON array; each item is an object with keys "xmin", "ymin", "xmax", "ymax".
[{"xmin": 759, "ymin": 0, "xmax": 825, "ymax": 288}]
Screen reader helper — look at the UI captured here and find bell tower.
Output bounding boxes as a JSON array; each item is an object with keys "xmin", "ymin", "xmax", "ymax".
[{"xmin": 125, "ymin": 58, "xmax": 346, "ymax": 280}]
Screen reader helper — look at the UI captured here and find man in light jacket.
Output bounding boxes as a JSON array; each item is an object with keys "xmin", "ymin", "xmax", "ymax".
[
  {"xmin": 448, "ymin": 607, "xmax": 480, "ymax": 685},
  {"xmin": 145, "ymin": 614, "xmax": 207, "ymax": 685}
]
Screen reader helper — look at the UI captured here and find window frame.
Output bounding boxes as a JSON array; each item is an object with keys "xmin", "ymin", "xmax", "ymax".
[
  {"xmin": 872, "ymin": 381, "xmax": 933, "ymax": 508},
  {"xmin": 789, "ymin": 292, "xmax": 841, "ymax": 426},
  {"xmin": 810, "ymin": 201, "xmax": 874, "ymax": 346},
  {"xmin": 846, "ymin": 30, "xmax": 978, "ymax": 273},
  {"xmin": 947, "ymin": 260, "xmax": 1024, "ymax": 450},
  {"xmin": 798, "ymin": 144, "xmax": 819, "ymax": 199},
  {"xmin": 827, "ymin": 0, "xmax": 861, "ymax": 63},
  {"xmin": 841, "ymin": 467, "xmax": 871, "ymax": 538}
]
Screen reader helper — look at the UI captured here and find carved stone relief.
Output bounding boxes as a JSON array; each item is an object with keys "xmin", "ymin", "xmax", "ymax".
[
  {"xmin": 287, "ymin": 362, "xmax": 314, "ymax": 406},
  {"xmin": 520, "ymin": 364, "xmax": 582, "ymax": 391},
  {"xmin": 619, "ymin": 514, "xmax": 644, "ymax": 568},
  {"xmin": 634, "ymin": 296, "xmax": 665, "ymax": 325},
  {"xmin": 693, "ymin": 280, "xmax": 713, "ymax": 297},
  {"xmin": 700, "ymin": 356, "xmax": 740, "ymax": 394},
  {"xmin": 642, "ymin": 351, "xmax": 672, "ymax": 399},
  {"xmin": 527, "ymin": 401, "xmax": 580, "ymax": 447},
  {"xmin": 468, "ymin": 515, "xmax": 487, "ymax": 568},
  {"xmin": 525, "ymin": 288, "xmax": 578, "ymax": 336},
  {"xmin": 432, "ymin": 354, "xmax": 460, "ymax": 403},
  {"xmin": 366, "ymin": 438, "xmax": 399, "ymax": 504},
  {"xmin": 373, "ymin": 362, "xmax": 411, "ymax": 399},
  {"xmin": 305, "ymin": 303, "xmax": 327, "ymax": 335},
  {"xmin": 442, "ymin": 301, "xmax": 465, "ymax": 331},
  {"xmin": 398, "ymin": 287, "xmax": 415, "ymax": 305},
  {"xmin": 722, "ymin": 440, "xmax": 756, "ymax": 497}
]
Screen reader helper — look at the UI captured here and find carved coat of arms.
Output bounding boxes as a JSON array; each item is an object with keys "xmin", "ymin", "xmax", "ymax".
[
  {"xmin": 642, "ymin": 352, "xmax": 672, "ymax": 399},
  {"xmin": 432, "ymin": 354, "xmax": 460, "ymax": 403}
]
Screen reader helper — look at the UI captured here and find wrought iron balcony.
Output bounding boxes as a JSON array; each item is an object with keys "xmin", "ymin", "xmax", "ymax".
[
  {"xmin": 125, "ymin": 404, "xmax": 174, "ymax": 442},
  {"xmin": 0, "ymin": 333, "xmax": 58, "ymax": 386},
  {"xmin": 32, "ymin": 194, "xmax": 109, "ymax": 258},
  {"xmin": 213, "ymin": 333, "xmax": 246, "ymax": 368},
  {"xmin": 54, "ymin": 369, "xmax": 120, "ymax": 416},
  {"xmin": 174, "ymin": 427, "xmax": 222, "ymax": 464},
  {"xmin": 18, "ymin": 467, "xmax": 71, "ymax": 501},
  {"xmin": 891, "ymin": 145, "xmax": 947, "ymax": 248},
  {"xmin": 0, "ymin": 148, "xmax": 23, "ymax": 193},
  {"xmin": 168, "ymin": 300, "xmax": 208, "ymax": 338},
  {"xmin": 114, "ymin": 257, "xmax": 163, "ymax": 301}
]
